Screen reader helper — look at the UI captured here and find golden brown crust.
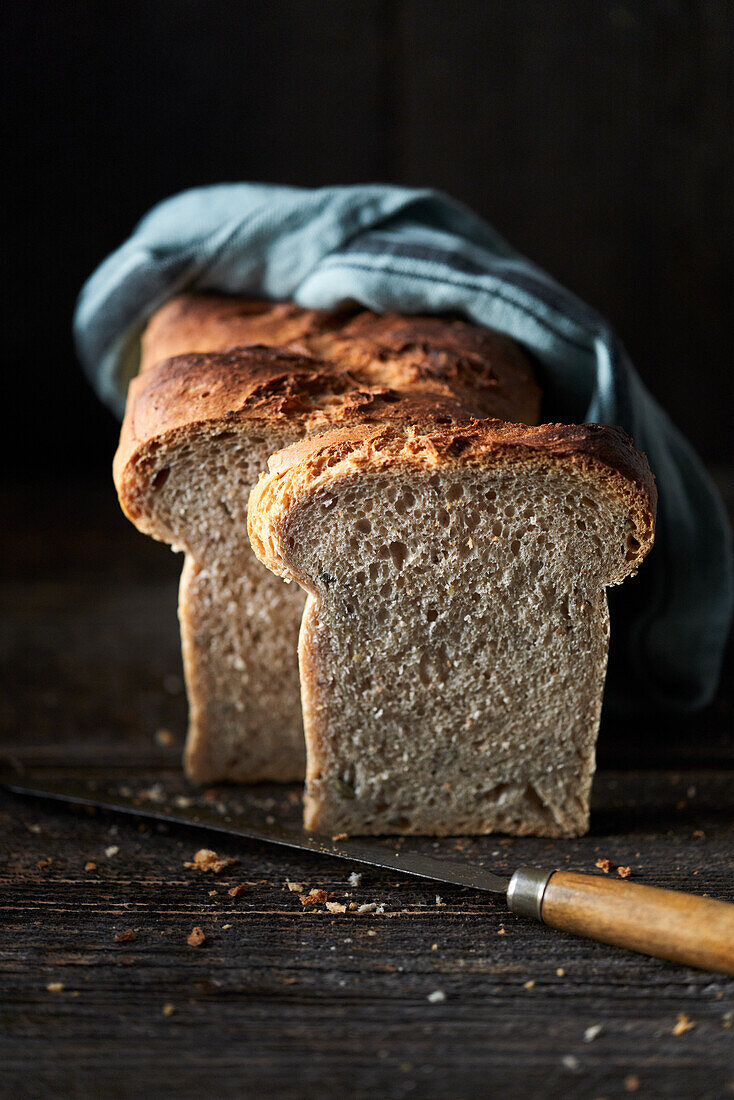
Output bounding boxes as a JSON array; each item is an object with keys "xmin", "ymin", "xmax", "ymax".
[
  {"xmin": 141, "ymin": 294, "xmax": 358, "ymax": 372},
  {"xmin": 115, "ymin": 293, "xmax": 541, "ymax": 510}
]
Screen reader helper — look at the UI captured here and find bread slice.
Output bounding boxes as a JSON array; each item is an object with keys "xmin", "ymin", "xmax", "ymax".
[
  {"xmin": 248, "ymin": 421, "xmax": 656, "ymax": 836},
  {"xmin": 114, "ymin": 295, "xmax": 540, "ymax": 783}
]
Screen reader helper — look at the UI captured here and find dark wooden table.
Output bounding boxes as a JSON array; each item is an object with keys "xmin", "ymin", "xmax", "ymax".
[{"xmin": 2, "ymin": 481, "xmax": 733, "ymax": 1098}]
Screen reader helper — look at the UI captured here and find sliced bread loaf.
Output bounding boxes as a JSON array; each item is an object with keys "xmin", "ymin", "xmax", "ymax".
[
  {"xmin": 248, "ymin": 421, "xmax": 656, "ymax": 836},
  {"xmin": 114, "ymin": 295, "xmax": 540, "ymax": 783}
]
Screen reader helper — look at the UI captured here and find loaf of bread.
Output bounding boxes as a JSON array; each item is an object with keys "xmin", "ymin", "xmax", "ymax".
[
  {"xmin": 248, "ymin": 421, "xmax": 656, "ymax": 836},
  {"xmin": 114, "ymin": 294, "xmax": 540, "ymax": 783}
]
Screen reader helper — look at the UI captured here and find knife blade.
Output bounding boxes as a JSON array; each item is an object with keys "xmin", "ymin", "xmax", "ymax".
[
  {"xmin": 0, "ymin": 762, "xmax": 509, "ymax": 894},
  {"xmin": 3, "ymin": 762, "xmax": 734, "ymax": 974}
]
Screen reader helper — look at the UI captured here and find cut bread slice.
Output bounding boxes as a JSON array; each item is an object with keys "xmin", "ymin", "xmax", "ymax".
[
  {"xmin": 114, "ymin": 295, "xmax": 540, "ymax": 783},
  {"xmin": 248, "ymin": 421, "xmax": 656, "ymax": 836}
]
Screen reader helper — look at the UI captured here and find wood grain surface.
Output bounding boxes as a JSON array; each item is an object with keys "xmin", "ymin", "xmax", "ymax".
[{"xmin": 2, "ymin": 481, "xmax": 733, "ymax": 1098}]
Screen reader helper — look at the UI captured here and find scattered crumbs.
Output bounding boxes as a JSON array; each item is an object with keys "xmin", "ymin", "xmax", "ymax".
[
  {"xmin": 162, "ymin": 1003, "xmax": 175, "ymax": 1017},
  {"xmin": 524, "ymin": 980, "xmax": 535, "ymax": 990},
  {"xmin": 348, "ymin": 872, "xmax": 362, "ymax": 887},
  {"xmin": 625, "ymin": 1074, "xmax": 640, "ymax": 1092},
  {"xmin": 174, "ymin": 795, "xmax": 194, "ymax": 809},
  {"xmin": 497, "ymin": 927, "xmax": 506, "ymax": 935},
  {"xmin": 84, "ymin": 861, "xmax": 97, "ymax": 872},
  {"xmin": 584, "ymin": 1024, "xmax": 603, "ymax": 1043},
  {"xmin": 556, "ymin": 968, "xmax": 565, "ymax": 977},
  {"xmin": 435, "ymin": 895, "xmax": 445, "ymax": 907},
  {"xmin": 722, "ymin": 1011, "xmax": 733, "ymax": 1028},
  {"xmin": 222, "ymin": 924, "xmax": 232, "ymax": 930},
  {"xmin": 113, "ymin": 929, "xmax": 136, "ymax": 944},
  {"xmin": 184, "ymin": 848, "xmax": 237, "ymax": 874},
  {"xmin": 46, "ymin": 983, "xmax": 64, "ymax": 993},
  {"xmin": 187, "ymin": 927, "xmax": 206, "ymax": 947},
  {"xmin": 136, "ymin": 783, "xmax": 167, "ymax": 804},
  {"xmin": 332, "ymin": 833, "xmax": 348, "ymax": 842},
  {"xmin": 326, "ymin": 902, "xmax": 347, "ymax": 914},
  {"xmin": 300, "ymin": 889, "xmax": 328, "ymax": 907},
  {"xmin": 36, "ymin": 859, "xmax": 53, "ymax": 870},
  {"xmin": 208, "ymin": 890, "xmax": 218, "ymax": 897},
  {"xmin": 155, "ymin": 728, "xmax": 176, "ymax": 747},
  {"xmin": 595, "ymin": 858, "xmax": 612, "ymax": 873},
  {"xmin": 286, "ymin": 881, "xmax": 305, "ymax": 893},
  {"xmin": 427, "ymin": 990, "xmax": 446, "ymax": 1003},
  {"xmin": 283, "ymin": 977, "xmax": 297, "ymax": 985},
  {"xmin": 562, "ymin": 1055, "xmax": 579, "ymax": 1071},
  {"xmin": 367, "ymin": 930, "xmax": 377, "ymax": 937},
  {"xmin": 672, "ymin": 1013, "xmax": 695, "ymax": 1036},
  {"xmin": 617, "ymin": 865, "xmax": 632, "ymax": 878},
  {"xmin": 228, "ymin": 884, "xmax": 246, "ymax": 898},
  {"xmin": 431, "ymin": 943, "xmax": 438, "ymax": 951}
]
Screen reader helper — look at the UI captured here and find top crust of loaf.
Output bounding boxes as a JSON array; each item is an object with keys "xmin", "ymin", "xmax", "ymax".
[
  {"xmin": 248, "ymin": 420, "xmax": 657, "ymax": 587},
  {"xmin": 115, "ymin": 294, "xmax": 541, "ymax": 517}
]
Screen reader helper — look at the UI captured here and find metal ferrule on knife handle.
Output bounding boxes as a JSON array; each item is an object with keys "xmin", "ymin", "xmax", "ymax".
[{"xmin": 506, "ymin": 866, "xmax": 555, "ymax": 921}]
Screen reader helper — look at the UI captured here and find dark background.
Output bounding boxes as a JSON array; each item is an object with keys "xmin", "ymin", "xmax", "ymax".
[{"xmin": 5, "ymin": 0, "xmax": 733, "ymax": 479}]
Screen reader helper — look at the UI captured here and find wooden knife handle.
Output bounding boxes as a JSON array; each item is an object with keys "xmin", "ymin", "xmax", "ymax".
[{"xmin": 541, "ymin": 871, "xmax": 734, "ymax": 974}]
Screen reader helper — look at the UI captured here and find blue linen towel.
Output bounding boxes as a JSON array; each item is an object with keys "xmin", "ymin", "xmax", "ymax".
[{"xmin": 74, "ymin": 183, "xmax": 732, "ymax": 715}]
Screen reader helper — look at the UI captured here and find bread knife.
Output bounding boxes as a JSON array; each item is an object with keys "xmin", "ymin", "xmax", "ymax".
[{"xmin": 2, "ymin": 762, "xmax": 733, "ymax": 975}]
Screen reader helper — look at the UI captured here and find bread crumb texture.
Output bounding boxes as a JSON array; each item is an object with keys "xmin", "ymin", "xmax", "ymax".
[{"xmin": 248, "ymin": 421, "xmax": 654, "ymax": 837}]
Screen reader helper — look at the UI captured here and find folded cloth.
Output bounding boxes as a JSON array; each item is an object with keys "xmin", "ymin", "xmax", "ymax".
[{"xmin": 74, "ymin": 183, "xmax": 732, "ymax": 715}]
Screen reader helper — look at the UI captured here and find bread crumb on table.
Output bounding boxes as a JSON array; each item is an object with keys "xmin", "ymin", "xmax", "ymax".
[
  {"xmin": 84, "ymin": 861, "xmax": 97, "ymax": 872},
  {"xmin": 427, "ymin": 990, "xmax": 446, "ymax": 1003},
  {"xmin": 348, "ymin": 872, "xmax": 362, "ymax": 887},
  {"xmin": 162, "ymin": 1003, "xmax": 175, "ymax": 1017},
  {"xmin": 113, "ymin": 929, "xmax": 136, "ymax": 943},
  {"xmin": 286, "ymin": 880, "xmax": 305, "ymax": 893},
  {"xmin": 228, "ymin": 884, "xmax": 246, "ymax": 897},
  {"xmin": 595, "ymin": 858, "xmax": 612, "ymax": 873},
  {"xmin": 524, "ymin": 980, "xmax": 535, "ymax": 990},
  {"xmin": 617, "ymin": 865, "xmax": 632, "ymax": 878},
  {"xmin": 46, "ymin": 982, "xmax": 64, "ymax": 993},
  {"xmin": 300, "ymin": 889, "xmax": 328, "ymax": 907},
  {"xmin": 583, "ymin": 1024, "xmax": 603, "ymax": 1042},
  {"xmin": 184, "ymin": 848, "xmax": 237, "ymax": 873},
  {"xmin": 187, "ymin": 927, "xmax": 206, "ymax": 947},
  {"xmin": 672, "ymin": 1013, "xmax": 695, "ymax": 1036},
  {"xmin": 624, "ymin": 1074, "xmax": 640, "ymax": 1092}
]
